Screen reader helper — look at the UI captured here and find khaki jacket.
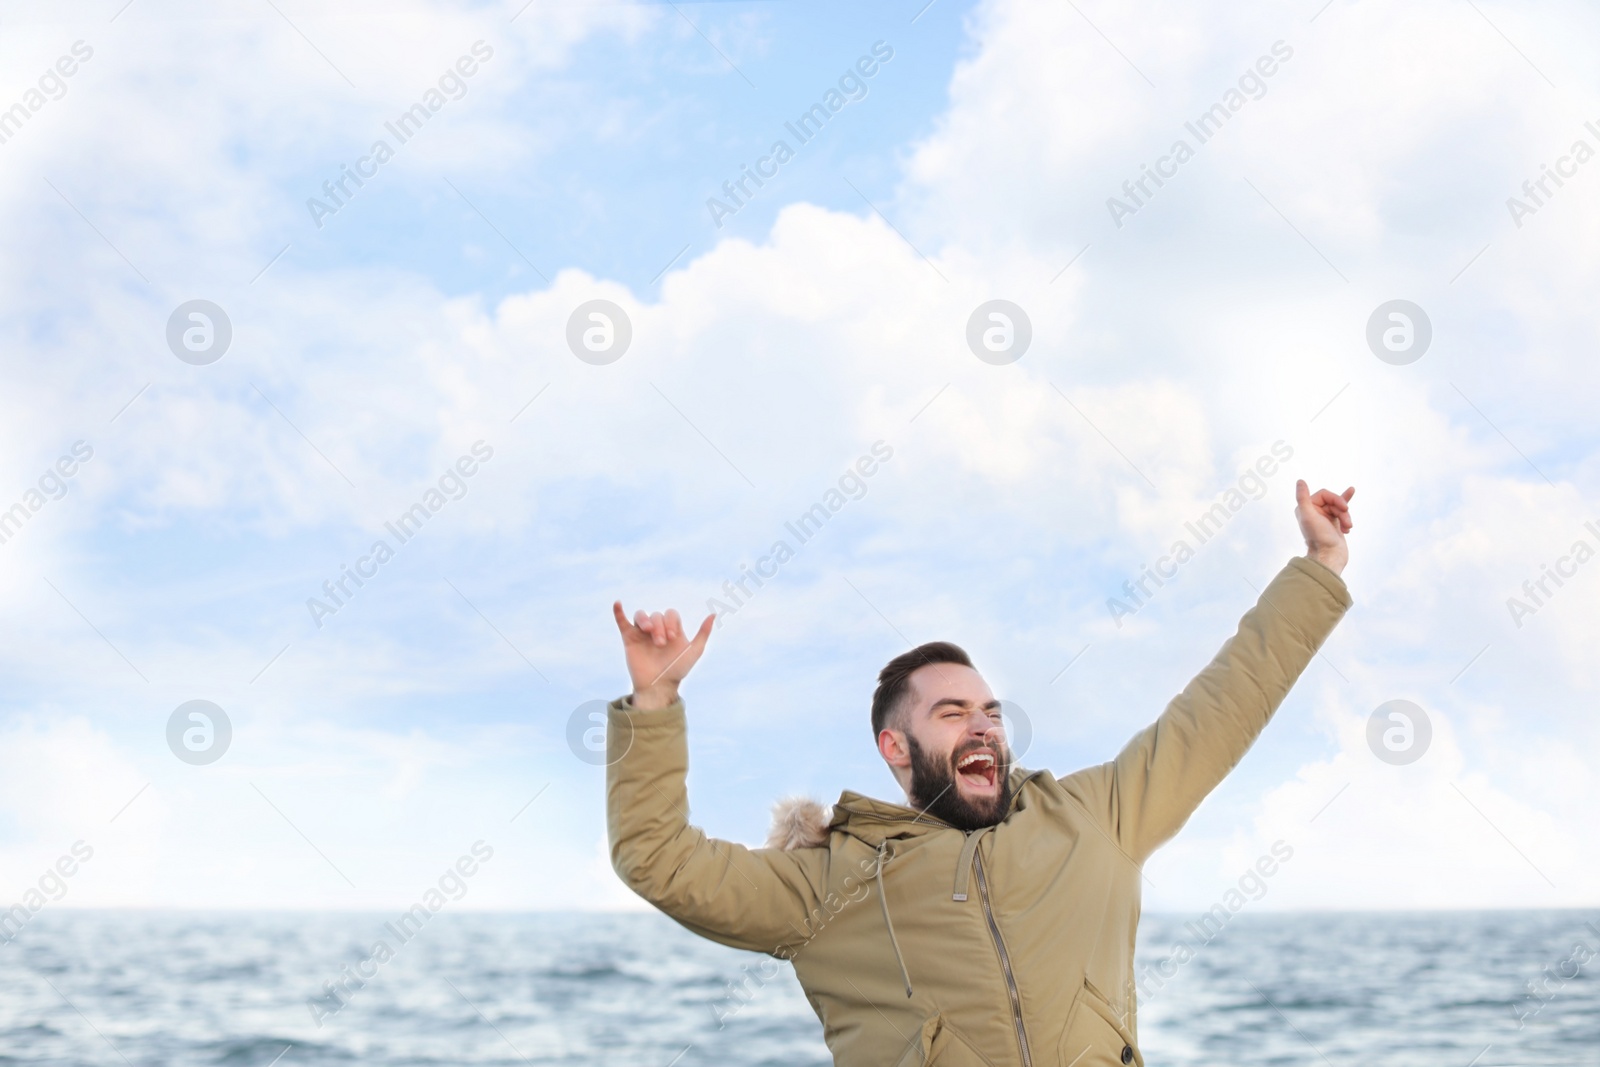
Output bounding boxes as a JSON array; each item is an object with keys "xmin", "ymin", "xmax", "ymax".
[{"xmin": 607, "ymin": 556, "xmax": 1352, "ymax": 1066}]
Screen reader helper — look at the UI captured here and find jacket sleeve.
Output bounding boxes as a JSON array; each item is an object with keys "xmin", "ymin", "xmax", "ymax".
[
  {"xmin": 606, "ymin": 693, "xmax": 828, "ymax": 956},
  {"xmin": 1059, "ymin": 555, "xmax": 1352, "ymax": 864}
]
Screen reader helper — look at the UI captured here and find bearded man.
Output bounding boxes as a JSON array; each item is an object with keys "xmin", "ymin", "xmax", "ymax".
[{"xmin": 607, "ymin": 479, "xmax": 1355, "ymax": 1066}]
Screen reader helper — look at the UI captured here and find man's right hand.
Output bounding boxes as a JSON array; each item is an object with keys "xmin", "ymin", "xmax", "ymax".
[{"xmin": 612, "ymin": 603, "xmax": 715, "ymax": 710}]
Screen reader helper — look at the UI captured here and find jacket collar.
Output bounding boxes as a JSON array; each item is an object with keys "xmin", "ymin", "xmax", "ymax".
[
  {"xmin": 827, "ymin": 767, "xmax": 1048, "ymax": 847},
  {"xmin": 839, "ymin": 766, "xmax": 1053, "ymax": 1000}
]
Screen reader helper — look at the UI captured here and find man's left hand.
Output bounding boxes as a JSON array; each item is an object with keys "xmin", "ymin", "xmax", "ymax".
[{"xmin": 1295, "ymin": 479, "xmax": 1355, "ymax": 576}]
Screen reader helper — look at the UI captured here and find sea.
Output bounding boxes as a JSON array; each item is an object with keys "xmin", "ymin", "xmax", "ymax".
[{"xmin": 0, "ymin": 910, "xmax": 1595, "ymax": 1065}]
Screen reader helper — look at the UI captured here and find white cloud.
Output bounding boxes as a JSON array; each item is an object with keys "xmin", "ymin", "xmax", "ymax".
[{"xmin": 1, "ymin": 0, "xmax": 1597, "ymax": 909}]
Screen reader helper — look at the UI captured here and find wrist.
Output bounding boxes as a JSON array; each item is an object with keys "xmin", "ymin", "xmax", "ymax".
[
  {"xmin": 630, "ymin": 682, "xmax": 680, "ymax": 711},
  {"xmin": 1304, "ymin": 547, "xmax": 1346, "ymax": 576}
]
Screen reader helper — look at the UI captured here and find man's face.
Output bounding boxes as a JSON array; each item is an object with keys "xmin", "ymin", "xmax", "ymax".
[{"xmin": 893, "ymin": 663, "xmax": 1014, "ymax": 830}]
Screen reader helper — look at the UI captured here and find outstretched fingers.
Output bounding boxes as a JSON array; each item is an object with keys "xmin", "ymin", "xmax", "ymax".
[
  {"xmin": 615, "ymin": 602, "xmax": 665, "ymax": 645},
  {"xmin": 1297, "ymin": 480, "xmax": 1356, "ymax": 533},
  {"xmin": 612, "ymin": 600, "xmax": 635, "ymax": 637},
  {"xmin": 615, "ymin": 602, "xmax": 711, "ymax": 649},
  {"xmin": 689, "ymin": 612, "xmax": 714, "ymax": 653},
  {"xmin": 627, "ymin": 608, "xmax": 663, "ymax": 645},
  {"xmin": 1314, "ymin": 486, "xmax": 1354, "ymax": 531}
]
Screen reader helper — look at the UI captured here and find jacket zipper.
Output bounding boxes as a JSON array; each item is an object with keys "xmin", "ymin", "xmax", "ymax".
[{"xmin": 973, "ymin": 846, "xmax": 1032, "ymax": 1067}]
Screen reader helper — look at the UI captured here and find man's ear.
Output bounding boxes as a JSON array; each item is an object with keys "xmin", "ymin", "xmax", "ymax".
[{"xmin": 877, "ymin": 727, "xmax": 911, "ymax": 769}]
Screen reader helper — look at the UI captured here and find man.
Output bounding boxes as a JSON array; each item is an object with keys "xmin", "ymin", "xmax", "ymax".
[{"xmin": 607, "ymin": 479, "xmax": 1355, "ymax": 1066}]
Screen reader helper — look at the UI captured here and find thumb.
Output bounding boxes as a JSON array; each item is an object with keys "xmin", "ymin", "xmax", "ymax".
[{"xmin": 1295, "ymin": 479, "xmax": 1311, "ymax": 506}]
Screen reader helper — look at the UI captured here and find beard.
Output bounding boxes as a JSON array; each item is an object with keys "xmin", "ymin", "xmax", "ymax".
[{"xmin": 906, "ymin": 732, "xmax": 1014, "ymax": 831}]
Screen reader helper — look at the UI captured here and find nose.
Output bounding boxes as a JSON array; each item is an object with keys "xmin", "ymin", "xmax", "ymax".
[{"xmin": 970, "ymin": 711, "xmax": 1002, "ymax": 745}]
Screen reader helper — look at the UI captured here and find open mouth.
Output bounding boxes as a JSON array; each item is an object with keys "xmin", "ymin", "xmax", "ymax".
[{"xmin": 954, "ymin": 749, "xmax": 998, "ymax": 792}]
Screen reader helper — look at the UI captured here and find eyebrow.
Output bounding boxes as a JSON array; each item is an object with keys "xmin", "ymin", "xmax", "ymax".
[{"xmin": 928, "ymin": 698, "xmax": 1002, "ymax": 713}]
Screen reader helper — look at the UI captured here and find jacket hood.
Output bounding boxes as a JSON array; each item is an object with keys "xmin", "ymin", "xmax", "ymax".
[{"xmin": 765, "ymin": 796, "xmax": 832, "ymax": 850}]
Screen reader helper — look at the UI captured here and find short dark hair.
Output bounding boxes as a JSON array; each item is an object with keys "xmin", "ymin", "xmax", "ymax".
[{"xmin": 871, "ymin": 641, "xmax": 974, "ymax": 738}]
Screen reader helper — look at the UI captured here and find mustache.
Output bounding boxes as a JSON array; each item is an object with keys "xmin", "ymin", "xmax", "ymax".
[{"xmin": 906, "ymin": 730, "xmax": 1015, "ymax": 831}]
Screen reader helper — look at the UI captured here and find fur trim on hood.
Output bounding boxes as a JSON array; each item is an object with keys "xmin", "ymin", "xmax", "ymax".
[{"xmin": 765, "ymin": 796, "xmax": 832, "ymax": 850}]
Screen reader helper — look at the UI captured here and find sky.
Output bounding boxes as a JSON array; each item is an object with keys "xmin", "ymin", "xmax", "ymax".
[{"xmin": 0, "ymin": 0, "xmax": 1597, "ymax": 918}]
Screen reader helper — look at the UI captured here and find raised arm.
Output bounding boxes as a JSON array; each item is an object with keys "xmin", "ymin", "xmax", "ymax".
[
  {"xmin": 606, "ymin": 604, "xmax": 825, "ymax": 955},
  {"xmin": 1062, "ymin": 481, "xmax": 1356, "ymax": 864}
]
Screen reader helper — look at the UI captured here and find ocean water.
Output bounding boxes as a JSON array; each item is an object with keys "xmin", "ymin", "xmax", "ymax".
[{"xmin": 0, "ymin": 910, "xmax": 1595, "ymax": 1065}]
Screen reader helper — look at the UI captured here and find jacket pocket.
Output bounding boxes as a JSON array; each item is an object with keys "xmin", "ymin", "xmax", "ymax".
[
  {"xmin": 1056, "ymin": 978, "xmax": 1142, "ymax": 1067},
  {"xmin": 894, "ymin": 1013, "xmax": 998, "ymax": 1067}
]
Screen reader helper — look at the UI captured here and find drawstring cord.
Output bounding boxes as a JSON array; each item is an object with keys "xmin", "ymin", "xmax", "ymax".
[
  {"xmin": 874, "ymin": 840, "xmax": 914, "ymax": 998},
  {"xmin": 869, "ymin": 774, "xmax": 1043, "ymax": 1002}
]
